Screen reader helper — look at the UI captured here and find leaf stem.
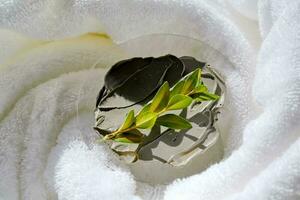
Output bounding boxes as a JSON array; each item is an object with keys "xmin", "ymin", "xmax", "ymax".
[{"xmin": 103, "ymin": 126, "xmax": 138, "ymax": 140}]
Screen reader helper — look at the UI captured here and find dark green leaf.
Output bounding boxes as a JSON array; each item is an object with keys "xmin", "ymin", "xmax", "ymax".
[
  {"xmin": 118, "ymin": 110, "xmax": 135, "ymax": 131},
  {"xmin": 163, "ymin": 55, "xmax": 185, "ymax": 86},
  {"xmin": 136, "ymin": 111, "xmax": 157, "ymax": 129},
  {"xmin": 179, "ymin": 56, "xmax": 206, "ymax": 73},
  {"xmin": 156, "ymin": 114, "xmax": 192, "ymax": 130},
  {"xmin": 167, "ymin": 94, "xmax": 193, "ymax": 110},
  {"xmin": 104, "ymin": 56, "xmax": 173, "ymax": 104},
  {"xmin": 114, "ymin": 130, "xmax": 144, "ymax": 143},
  {"xmin": 104, "ymin": 57, "xmax": 153, "ymax": 91},
  {"xmin": 150, "ymin": 81, "xmax": 170, "ymax": 112}
]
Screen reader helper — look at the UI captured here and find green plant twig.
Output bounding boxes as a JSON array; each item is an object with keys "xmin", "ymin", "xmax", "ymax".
[{"xmin": 102, "ymin": 68, "xmax": 219, "ymax": 144}]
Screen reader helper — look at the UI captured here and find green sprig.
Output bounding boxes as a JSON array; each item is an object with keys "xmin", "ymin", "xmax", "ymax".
[{"xmin": 102, "ymin": 68, "xmax": 219, "ymax": 143}]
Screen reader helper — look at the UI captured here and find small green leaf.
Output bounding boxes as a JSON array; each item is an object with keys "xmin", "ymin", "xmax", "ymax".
[
  {"xmin": 114, "ymin": 130, "xmax": 144, "ymax": 143},
  {"xmin": 193, "ymin": 92, "xmax": 220, "ymax": 102},
  {"xmin": 167, "ymin": 94, "xmax": 193, "ymax": 110},
  {"xmin": 196, "ymin": 68, "xmax": 202, "ymax": 86},
  {"xmin": 136, "ymin": 111, "xmax": 157, "ymax": 129},
  {"xmin": 193, "ymin": 84, "xmax": 208, "ymax": 93},
  {"xmin": 118, "ymin": 110, "xmax": 135, "ymax": 131},
  {"xmin": 156, "ymin": 114, "xmax": 192, "ymax": 130},
  {"xmin": 137, "ymin": 103, "xmax": 151, "ymax": 116},
  {"xmin": 182, "ymin": 68, "xmax": 201, "ymax": 94},
  {"xmin": 170, "ymin": 80, "xmax": 184, "ymax": 97},
  {"xmin": 150, "ymin": 82, "xmax": 170, "ymax": 112}
]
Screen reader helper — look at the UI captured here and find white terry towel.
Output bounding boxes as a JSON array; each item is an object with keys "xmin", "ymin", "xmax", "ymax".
[{"xmin": 0, "ymin": 0, "xmax": 299, "ymax": 200}]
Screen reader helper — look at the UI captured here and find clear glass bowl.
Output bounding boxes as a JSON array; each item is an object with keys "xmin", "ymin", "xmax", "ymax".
[{"xmin": 94, "ymin": 33, "xmax": 232, "ymax": 184}]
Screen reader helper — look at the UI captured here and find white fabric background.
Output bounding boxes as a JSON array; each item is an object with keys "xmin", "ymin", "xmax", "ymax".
[{"xmin": 0, "ymin": 0, "xmax": 299, "ymax": 200}]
